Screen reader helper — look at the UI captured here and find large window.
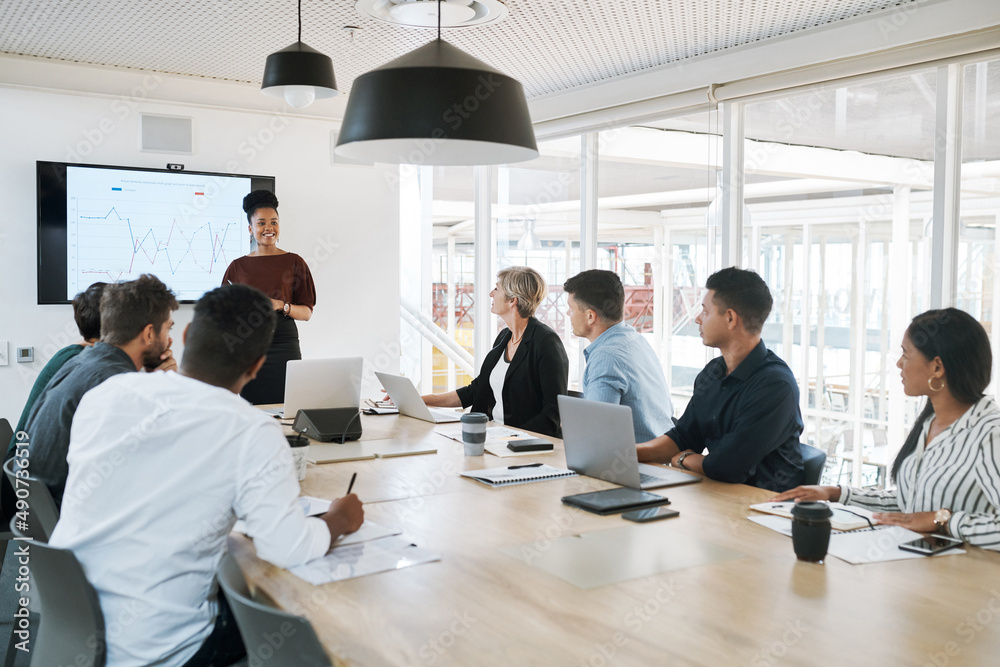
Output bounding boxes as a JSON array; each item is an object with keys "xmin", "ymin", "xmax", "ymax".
[
  {"xmin": 399, "ymin": 53, "xmax": 999, "ymax": 492},
  {"xmin": 960, "ymin": 58, "xmax": 1000, "ymax": 397},
  {"xmin": 495, "ymin": 138, "xmax": 583, "ymax": 384},
  {"xmin": 400, "ymin": 164, "xmax": 476, "ymax": 393},
  {"xmin": 595, "ymin": 119, "xmax": 716, "ymax": 409},
  {"xmin": 744, "ymin": 71, "xmax": 938, "ymax": 486}
]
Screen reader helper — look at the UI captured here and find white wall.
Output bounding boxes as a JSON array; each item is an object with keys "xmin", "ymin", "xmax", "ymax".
[{"xmin": 0, "ymin": 73, "xmax": 400, "ymax": 422}]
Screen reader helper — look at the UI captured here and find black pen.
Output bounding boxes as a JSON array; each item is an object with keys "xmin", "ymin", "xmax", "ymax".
[
  {"xmin": 508, "ymin": 463, "xmax": 543, "ymax": 470},
  {"xmin": 346, "ymin": 472, "xmax": 357, "ymax": 495}
]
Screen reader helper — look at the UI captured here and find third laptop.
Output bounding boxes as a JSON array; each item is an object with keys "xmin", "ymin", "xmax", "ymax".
[
  {"xmin": 558, "ymin": 395, "xmax": 701, "ymax": 490},
  {"xmin": 375, "ymin": 372, "xmax": 462, "ymax": 423}
]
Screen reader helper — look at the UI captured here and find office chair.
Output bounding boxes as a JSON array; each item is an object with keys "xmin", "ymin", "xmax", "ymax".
[
  {"xmin": 799, "ymin": 443, "xmax": 827, "ymax": 486},
  {"xmin": 567, "ymin": 390, "xmax": 584, "ymax": 398},
  {"xmin": 0, "ymin": 418, "xmax": 12, "ymax": 452},
  {"xmin": 218, "ymin": 554, "xmax": 332, "ymax": 666},
  {"xmin": 2, "ymin": 458, "xmax": 59, "ymax": 542},
  {"xmin": 9, "ymin": 522, "xmax": 106, "ymax": 667},
  {"xmin": 0, "ymin": 419, "xmax": 14, "ymax": 553}
]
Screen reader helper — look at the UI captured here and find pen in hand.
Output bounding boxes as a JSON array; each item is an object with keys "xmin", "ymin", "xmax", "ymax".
[
  {"xmin": 346, "ymin": 472, "xmax": 357, "ymax": 495},
  {"xmin": 508, "ymin": 463, "xmax": 543, "ymax": 470}
]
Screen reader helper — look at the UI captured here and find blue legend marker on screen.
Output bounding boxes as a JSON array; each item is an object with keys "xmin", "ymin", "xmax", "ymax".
[{"xmin": 111, "ymin": 187, "xmax": 122, "ymax": 191}]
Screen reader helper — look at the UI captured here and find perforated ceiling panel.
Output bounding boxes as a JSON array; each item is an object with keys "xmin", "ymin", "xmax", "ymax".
[{"xmin": 0, "ymin": 0, "xmax": 917, "ymax": 97}]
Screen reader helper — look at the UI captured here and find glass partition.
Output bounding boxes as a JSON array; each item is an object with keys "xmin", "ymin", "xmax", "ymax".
[{"xmin": 960, "ymin": 58, "xmax": 1000, "ymax": 397}]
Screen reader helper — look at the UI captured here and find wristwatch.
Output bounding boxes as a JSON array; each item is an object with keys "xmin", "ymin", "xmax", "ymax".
[
  {"xmin": 282, "ymin": 302, "xmax": 291, "ymax": 316},
  {"xmin": 934, "ymin": 508, "xmax": 952, "ymax": 534},
  {"xmin": 676, "ymin": 451, "xmax": 695, "ymax": 470}
]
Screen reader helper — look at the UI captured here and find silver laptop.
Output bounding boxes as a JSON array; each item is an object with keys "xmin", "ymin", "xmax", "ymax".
[
  {"xmin": 375, "ymin": 372, "xmax": 462, "ymax": 423},
  {"xmin": 558, "ymin": 395, "xmax": 701, "ymax": 490},
  {"xmin": 263, "ymin": 357, "xmax": 364, "ymax": 418}
]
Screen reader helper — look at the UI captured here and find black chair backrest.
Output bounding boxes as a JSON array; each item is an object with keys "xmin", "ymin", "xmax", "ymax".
[
  {"xmin": 800, "ymin": 442, "xmax": 827, "ymax": 486},
  {"xmin": 218, "ymin": 554, "xmax": 332, "ymax": 666},
  {"xmin": 10, "ymin": 522, "xmax": 106, "ymax": 667},
  {"xmin": 567, "ymin": 390, "xmax": 584, "ymax": 399},
  {"xmin": 0, "ymin": 418, "xmax": 13, "ymax": 450},
  {"xmin": 2, "ymin": 457, "xmax": 60, "ymax": 542}
]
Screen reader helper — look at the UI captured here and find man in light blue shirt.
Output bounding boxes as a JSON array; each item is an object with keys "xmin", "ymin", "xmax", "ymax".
[{"xmin": 564, "ymin": 270, "xmax": 674, "ymax": 442}]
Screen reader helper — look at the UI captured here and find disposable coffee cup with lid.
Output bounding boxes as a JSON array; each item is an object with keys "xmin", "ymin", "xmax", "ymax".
[
  {"xmin": 461, "ymin": 412, "xmax": 488, "ymax": 455},
  {"xmin": 791, "ymin": 501, "xmax": 833, "ymax": 563}
]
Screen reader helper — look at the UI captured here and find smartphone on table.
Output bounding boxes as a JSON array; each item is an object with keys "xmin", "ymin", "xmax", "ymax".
[
  {"xmin": 898, "ymin": 535, "xmax": 963, "ymax": 555},
  {"xmin": 622, "ymin": 507, "xmax": 680, "ymax": 523}
]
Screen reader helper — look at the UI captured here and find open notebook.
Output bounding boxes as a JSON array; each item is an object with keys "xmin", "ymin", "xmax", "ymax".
[{"xmin": 750, "ymin": 501, "xmax": 876, "ymax": 531}]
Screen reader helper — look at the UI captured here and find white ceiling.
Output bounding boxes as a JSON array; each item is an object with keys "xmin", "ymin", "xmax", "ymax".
[{"xmin": 0, "ymin": 0, "xmax": 920, "ymax": 99}]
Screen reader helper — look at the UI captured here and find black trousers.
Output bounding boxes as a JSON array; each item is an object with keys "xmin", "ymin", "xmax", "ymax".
[
  {"xmin": 240, "ymin": 316, "xmax": 301, "ymax": 405},
  {"xmin": 181, "ymin": 592, "xmax": 247, "ymax": 667}
]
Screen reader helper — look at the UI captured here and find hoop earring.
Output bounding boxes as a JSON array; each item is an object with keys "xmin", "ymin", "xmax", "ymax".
[{"xmin": 928, "ymin": 377, "xmax": 945, "ymax": 392}]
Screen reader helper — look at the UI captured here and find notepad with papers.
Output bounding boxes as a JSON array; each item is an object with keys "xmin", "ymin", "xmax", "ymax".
[
  {"xmin": 749, "ymin": 501, "xmax": 877, "ymax": 531},
  {"xmin": 460, "ymin": 464, "xmax": 576, "ymax": 487},
  {"xmin": 747, "ymin": 515, "xmax": 967, "ymax": 564},
  {"xmin": 290, "ymin": 536, "xmax": 441, "ymax": 585}
]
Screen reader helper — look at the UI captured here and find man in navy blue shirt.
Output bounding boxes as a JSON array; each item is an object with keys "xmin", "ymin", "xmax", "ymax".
[{"xmin": 637, "ymin": 267, "xmax": 803, "ymax": 492}]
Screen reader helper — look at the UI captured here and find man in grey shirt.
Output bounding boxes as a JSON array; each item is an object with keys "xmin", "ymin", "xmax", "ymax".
[
  {"xmin": 7, "ymin": 274, "xmax": 178, "ymax": 510},
  {"xmin": 565, "ymin": 270, "xmax": 673, "ymax": 442}
]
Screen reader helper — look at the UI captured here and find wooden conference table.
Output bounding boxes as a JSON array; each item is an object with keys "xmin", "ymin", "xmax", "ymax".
[{"xmin": 229, "ymin": 413, "xmax": 1000, "ymax": 666}]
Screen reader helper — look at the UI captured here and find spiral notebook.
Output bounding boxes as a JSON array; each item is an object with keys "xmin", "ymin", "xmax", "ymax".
[{"xmin": 460, "ymin": 464, "xmax": 577, "ymax": 487}]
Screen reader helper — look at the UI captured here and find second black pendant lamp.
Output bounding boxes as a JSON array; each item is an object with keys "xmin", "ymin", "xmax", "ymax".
[{"xmin": 335, "ymin": 0, "xmax": 538, "ymax": 165}]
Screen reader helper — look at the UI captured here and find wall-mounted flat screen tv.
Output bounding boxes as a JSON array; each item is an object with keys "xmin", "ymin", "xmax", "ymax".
[{"xmin": 37, "ymin": 161, "xmax": 275, "ymax": 304}]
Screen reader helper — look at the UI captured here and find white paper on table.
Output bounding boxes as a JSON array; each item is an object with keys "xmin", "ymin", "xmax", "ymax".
[
  {"xmin": 333, "ymin": 520, "xmax": 402, "ymax": 547},
  {"xmin": 747, "ymin": 515, "xmax": 966, "ymax": 564},
  {"xmin": 435, "ymin": 424, "xmax": 531, "ymax": 443},
  {"xmin": 827, "ymin": 525, "xmax": 965, "ymax": 564},
  {"xmin": 290, "ymin": 535, "xmax": 440, "ymax": 585},
  {"xmin": 747, "ymin": 514, "xmax": 794, "ymax": 537},
  {"xmin": 299, "ymin": 495, "xmax": 332, "ymax": 516}
]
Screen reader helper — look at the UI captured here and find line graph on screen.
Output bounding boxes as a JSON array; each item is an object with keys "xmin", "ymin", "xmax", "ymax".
[{"xmin": 69, "ymin": 198, "xmax": 248, "ymax": 300}]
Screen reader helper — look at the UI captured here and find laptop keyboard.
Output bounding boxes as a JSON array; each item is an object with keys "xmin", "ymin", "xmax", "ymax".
[{"xmin": 639, "ymin": 472, "xmax": 661, "ymax": 485}]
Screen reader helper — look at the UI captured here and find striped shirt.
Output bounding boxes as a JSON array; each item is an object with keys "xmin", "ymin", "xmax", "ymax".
[{"xmin": 841, "ymin": 396, "xmax": 1000, "ymax": 550}]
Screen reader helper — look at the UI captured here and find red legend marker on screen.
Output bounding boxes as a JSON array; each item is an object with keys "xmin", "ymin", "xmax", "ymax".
[{"xmin": 195, "ymin": 192, "xmax": 204, "ymax": 195}]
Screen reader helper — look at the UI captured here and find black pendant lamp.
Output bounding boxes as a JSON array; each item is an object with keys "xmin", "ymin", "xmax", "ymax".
[
  {"xmin": 335, "ymin": 0, "xmax": 538, "ymax": 165},
  {"xmin": 261, "ymin": 0, "xmax": 338, "ymax": 108}
]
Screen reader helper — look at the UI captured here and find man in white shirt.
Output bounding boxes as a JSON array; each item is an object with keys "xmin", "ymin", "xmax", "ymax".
[{"xmin": 50, "ymin": 284, "xmax": 364, "ymax": 667}]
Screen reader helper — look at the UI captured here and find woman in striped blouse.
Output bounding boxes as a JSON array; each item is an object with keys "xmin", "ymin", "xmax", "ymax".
[{"xmin": 773, "ymin": 308, "xmax": 1000, "ymax": 551}]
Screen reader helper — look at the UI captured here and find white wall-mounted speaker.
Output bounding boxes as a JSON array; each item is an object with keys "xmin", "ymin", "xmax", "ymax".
[{"xmin": 139, "ymin": 114, "xmax": 193, "ymax": 154}]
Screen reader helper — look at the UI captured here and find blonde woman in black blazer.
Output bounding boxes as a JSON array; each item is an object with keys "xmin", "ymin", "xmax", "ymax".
[{"xmin": 423, "ymin": 266, "xmax": 569, "ymax": 437}]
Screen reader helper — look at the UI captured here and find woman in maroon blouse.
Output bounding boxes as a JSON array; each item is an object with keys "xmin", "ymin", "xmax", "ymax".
[{"xmin": 222, "ymin": 190, "xmax": 317, "ymax": 404}]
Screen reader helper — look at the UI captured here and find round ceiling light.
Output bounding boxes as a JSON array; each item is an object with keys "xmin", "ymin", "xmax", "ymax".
[
  {"xmin": 355, "ymin": 0, "xmax": 507, "ymax": 28},
  {"xmin": 389, "ymin": 1, "xmax": 475, "ymax": 26}
]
